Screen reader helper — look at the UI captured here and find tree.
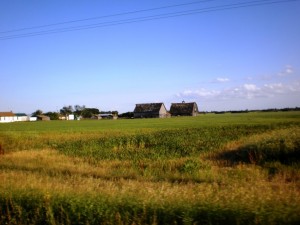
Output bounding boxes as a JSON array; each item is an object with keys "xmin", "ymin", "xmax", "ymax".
[
  {"xmin": 44, "ymin": 111, "xmax": 59, "ymax": 120},
  {"xmin": 81, "ymin": 108, "xmax": 100, "ymax": 118},
  {"xmin": 112, "ymin": 111, "xmax": 118, "ymax": 116},
  {"xmin": 32, "ymin": 109, "xmax": 43, "ymax": 117},
  {"xmin": 119, "ymin": 112, "xmax": 134, "ymax": 118},
  {"xmin": 74, "ymin": 105, "xmax": 85, "ymax": 117},
  {"xmin": 60, "ymin": 105, "xmax": 73, "ymax": 116}
]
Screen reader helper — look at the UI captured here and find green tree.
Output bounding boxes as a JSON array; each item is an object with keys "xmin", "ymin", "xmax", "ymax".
[
  {"xmin": 119, "ymin": 112, "xmax": 134, "ymax": 118},
  {"xmin": 112, "ymin": 111, "xmax": 118, "ymax": 116},
  {"xmin": 32, "ymin": 109, "xmax": 43, "ymax": 117},
  {"xmin": 74, "ymin": 105, "xmax": 85, "ymax": 117},
  {"xmin": 81, "ymin": 108, "xmax": 100, "ymax": 118},
  {"xmin": 60, "ymin": 105, "xmax": 73, "ymax": 117},
  {"xmin": 44, "ymin": 112, "xmax": 59, "ymax": 120}
]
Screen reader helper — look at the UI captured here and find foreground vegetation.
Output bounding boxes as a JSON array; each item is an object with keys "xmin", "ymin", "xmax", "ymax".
[{"xmin": 0, "ymin": 112, "xmax": 299, "ymax": 224}]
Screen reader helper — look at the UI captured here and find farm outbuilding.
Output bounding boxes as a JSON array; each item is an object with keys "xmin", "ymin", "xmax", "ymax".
[
  {"xmin": 67, "ymin": 114, "xmax": 75, "ymax": 120},
  {"xmin": 133, "ymin": 103, "xmax": 169, "ymax": 118},
  {"xmin": 99, "ymin": 113, "xmax": 118, "ymax": 120},
  {"xmin": 36, "ymin": 115, "xmax": 50, "ymax": 121},
  {"xmin": 15, "ymin": 113, "xmax": 28, "ymax": 122},
  {"xmin": 170, "ymin": 102, "xmax": 199, "ymax": 116},
  {"xmin": 0, "ymin": 112, "xmax": 15, "ymax": 123}
]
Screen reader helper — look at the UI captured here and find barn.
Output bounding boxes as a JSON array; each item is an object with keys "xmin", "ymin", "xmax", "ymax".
[
  {"xmin": 170, "ymin": 102, "xmax": 199, "ymax": 116},
  {"xmin": 133, "ymin": 103, "xmax": 168, "ymax": 118}
]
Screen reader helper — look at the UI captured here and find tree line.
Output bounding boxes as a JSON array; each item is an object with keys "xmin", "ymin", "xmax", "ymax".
[{"xmin": 31, "ymin": 105, "xmax": 118, "ymax": 120}]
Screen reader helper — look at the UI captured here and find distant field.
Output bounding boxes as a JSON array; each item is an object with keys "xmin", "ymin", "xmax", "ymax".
[
  {"xmin": 1, "ymin": 111, "xmax": 300, "ymax": 134},
  {"xmin": 0, "ymin": 112, "xmax": 300, "ymax": 224}
]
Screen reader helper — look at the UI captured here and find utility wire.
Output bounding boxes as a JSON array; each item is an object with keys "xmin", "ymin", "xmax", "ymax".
[
  {"xmin": 0, "ymin": 0, "xmax": 298, "ymax": 40},
  {"xmin": 0, "ymin": 0, "xmax": 290, "ymax": 39},
  {"xmin": 0, "ymin": 0, "xmax": 216, "ymax": 34}
]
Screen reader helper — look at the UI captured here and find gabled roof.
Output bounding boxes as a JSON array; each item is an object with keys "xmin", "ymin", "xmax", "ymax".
[
  {"xmin": 0, "ymin": 112, "xmax": 15, "ymax": 117},
  {"xmin": 170, "ymin": 102, "xmax": 198, "ymax": 114},
  {"xmin": 134, "ymin": 103, "xmax": 165, "ymax": 113}
]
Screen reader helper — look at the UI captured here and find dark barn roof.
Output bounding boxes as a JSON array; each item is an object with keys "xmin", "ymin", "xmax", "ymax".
[
  {"xmin": 134, "ymin": 103, "xmax": 165, "ymax": 114},
  {"xmin": 170, "ymin": 102, "xmax": 198, "ymax": 116}
]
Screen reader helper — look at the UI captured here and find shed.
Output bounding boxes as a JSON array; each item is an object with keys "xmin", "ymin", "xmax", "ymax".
[
  {"xmin": 0, "ymin": 112, "xmax": 15, "ymax": 123},
  {"xmin": 170, "ymin": 102, "xmax": 199, "ymax": 116},
  {"xmin": 36, "ymin": 115, "xmax": 50, "ymax": 121},
  {"xmin": 29, "ymin": 117, "xmax": 37, "ymax": 121},
  {"xmin": 133, "ymin": 103, "xmax": 168, "ymax": 118},
  {"xmin": 67, "ymin": 114, "xmax": 75, "ymax": 120},
  {"xmin": 99, "ymin": 113, "xmax": 118, "ymax": 120}
]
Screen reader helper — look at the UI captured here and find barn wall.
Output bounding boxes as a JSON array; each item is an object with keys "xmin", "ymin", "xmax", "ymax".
[
  {"xmin": 159, "ymin": 105, "xmax": 168, "ymax": 118},
  {"xmin": 134, "ymin": 112, "xmax": 160, "ymax": 118}
]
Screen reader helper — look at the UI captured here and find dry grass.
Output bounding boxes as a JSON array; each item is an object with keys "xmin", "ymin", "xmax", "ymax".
[
  {"xmin": 1, "ymin": 149, "xmax": 299, "ymax": 205},
  {"xmin": 1, "ymin": 149, "xmax": 299, "ymax": 224},
  {"xmin": 0, "ymin": 113, "xmax": 300, "ymax": 224}
]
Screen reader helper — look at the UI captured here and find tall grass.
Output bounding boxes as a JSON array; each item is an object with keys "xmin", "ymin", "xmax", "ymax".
[
  {"xmin": 0, "ymin": 112, "xmax": 300, "ymax": 224},
  {"xmin": 55, "ymin": 125, "xmax": 279, "ymax": 161}
]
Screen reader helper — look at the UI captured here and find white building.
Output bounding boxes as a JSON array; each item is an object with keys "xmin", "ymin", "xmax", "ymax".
[
  {"xmin": 67, "ymin": 114, "xmax": 75, "ymax": 120},
  {"xmin": 0, "ymin": 112, "xmax": 15, "ymax": 123},
  {"xmin": 15, "ymin": 113, "xmax": 29, "ymax": 122}
]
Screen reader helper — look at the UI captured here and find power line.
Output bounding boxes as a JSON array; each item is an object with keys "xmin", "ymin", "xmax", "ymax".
[
  {"xmin": 0, "ymin": 0, "xmax": 291, "ymax": 39},
  {"xmin": 0, "ymin": 0, "xmax": 298, "ymax": 40},
  {"xmin": 0, "ymin": 0, "xmax": 216, "ymax": 34}
]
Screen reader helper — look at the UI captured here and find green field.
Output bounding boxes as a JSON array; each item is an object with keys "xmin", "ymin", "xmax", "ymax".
[{"xmin": 0, "ymin": 112, "xmax": 300, "ymax": 224}]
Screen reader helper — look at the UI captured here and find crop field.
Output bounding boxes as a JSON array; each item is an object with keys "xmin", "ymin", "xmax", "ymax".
[{"xmin": 0, "ymin": 111, "xmax": 300, "ymax": 225}]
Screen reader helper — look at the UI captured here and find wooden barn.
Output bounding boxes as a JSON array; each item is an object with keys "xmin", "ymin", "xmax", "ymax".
[
  {"xmin": 170, "ymin": 102, "xmax": 199, "ymax": 116},
  {"xmin": 133, "ymin": 103, "xmax": 168, "ymax": 118}
]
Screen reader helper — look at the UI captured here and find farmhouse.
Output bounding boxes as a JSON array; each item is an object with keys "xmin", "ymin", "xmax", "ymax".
[
  {"xmin": 170, "ymin": 102, "xmax": 199, "ymax": 116},
  {"xmin": 133, "ymin": 103, "xmax": 169, "ymax": 118},
  {"xmin": 15, "ymin": 113, "xmax": 28, "ymax": 122},
  {"xmin": 0, "ymin": 112, "xmax": 15, "ymax": 123}
]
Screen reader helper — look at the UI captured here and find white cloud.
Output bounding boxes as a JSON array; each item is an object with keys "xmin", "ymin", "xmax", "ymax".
[
  {"xmin": 285, "ymin": 65, "xmax": 294, "ymax": 74},
  {"xmin": 263, "ymin": 83, "xmax": 284, "ymax": 94},
  {"xmin": 175, "ymin": 65, "xmax": 299, "ymax": 110},
  {"xmin": 216, "ymin": 77, "xmax": 230, "ymax": 82},
  {"xmin": 243, "ymin": 84, "xmax": 259, "ymax": 91},
  {"xmin": 179, "ymin": 89, "xmax": 220, "ymax": 98},
  {"xmin": 177, "ymin": 81, "xmax": 300, "ymax": 102},
  {"xmin": 278, "ymin": 65, "xmax": 294, "ymax": 76}
]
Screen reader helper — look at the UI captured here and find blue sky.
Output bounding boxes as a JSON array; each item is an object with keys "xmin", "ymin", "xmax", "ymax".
[{"xmin": 1, "ymin": 0, "xmax": 300, "ymax": 113}]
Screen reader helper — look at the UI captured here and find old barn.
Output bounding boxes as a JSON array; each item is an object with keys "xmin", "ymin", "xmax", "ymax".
[
  {"xmin": 170, "ymin": 102, "xmax": 199, "ymax": 116},
  {"xmin": 133, "ymin": 103, "xmax": 168, "ymax": 118}
]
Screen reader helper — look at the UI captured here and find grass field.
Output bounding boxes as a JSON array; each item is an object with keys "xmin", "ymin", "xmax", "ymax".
[{"xmin": 0, "ymin": 112, "xmax": 300, "ymax": 224}]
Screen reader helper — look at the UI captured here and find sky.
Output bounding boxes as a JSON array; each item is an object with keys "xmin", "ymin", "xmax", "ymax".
[{"xmin": 1, "ymin": 0, "xmax": 300, "ymax": 114}]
